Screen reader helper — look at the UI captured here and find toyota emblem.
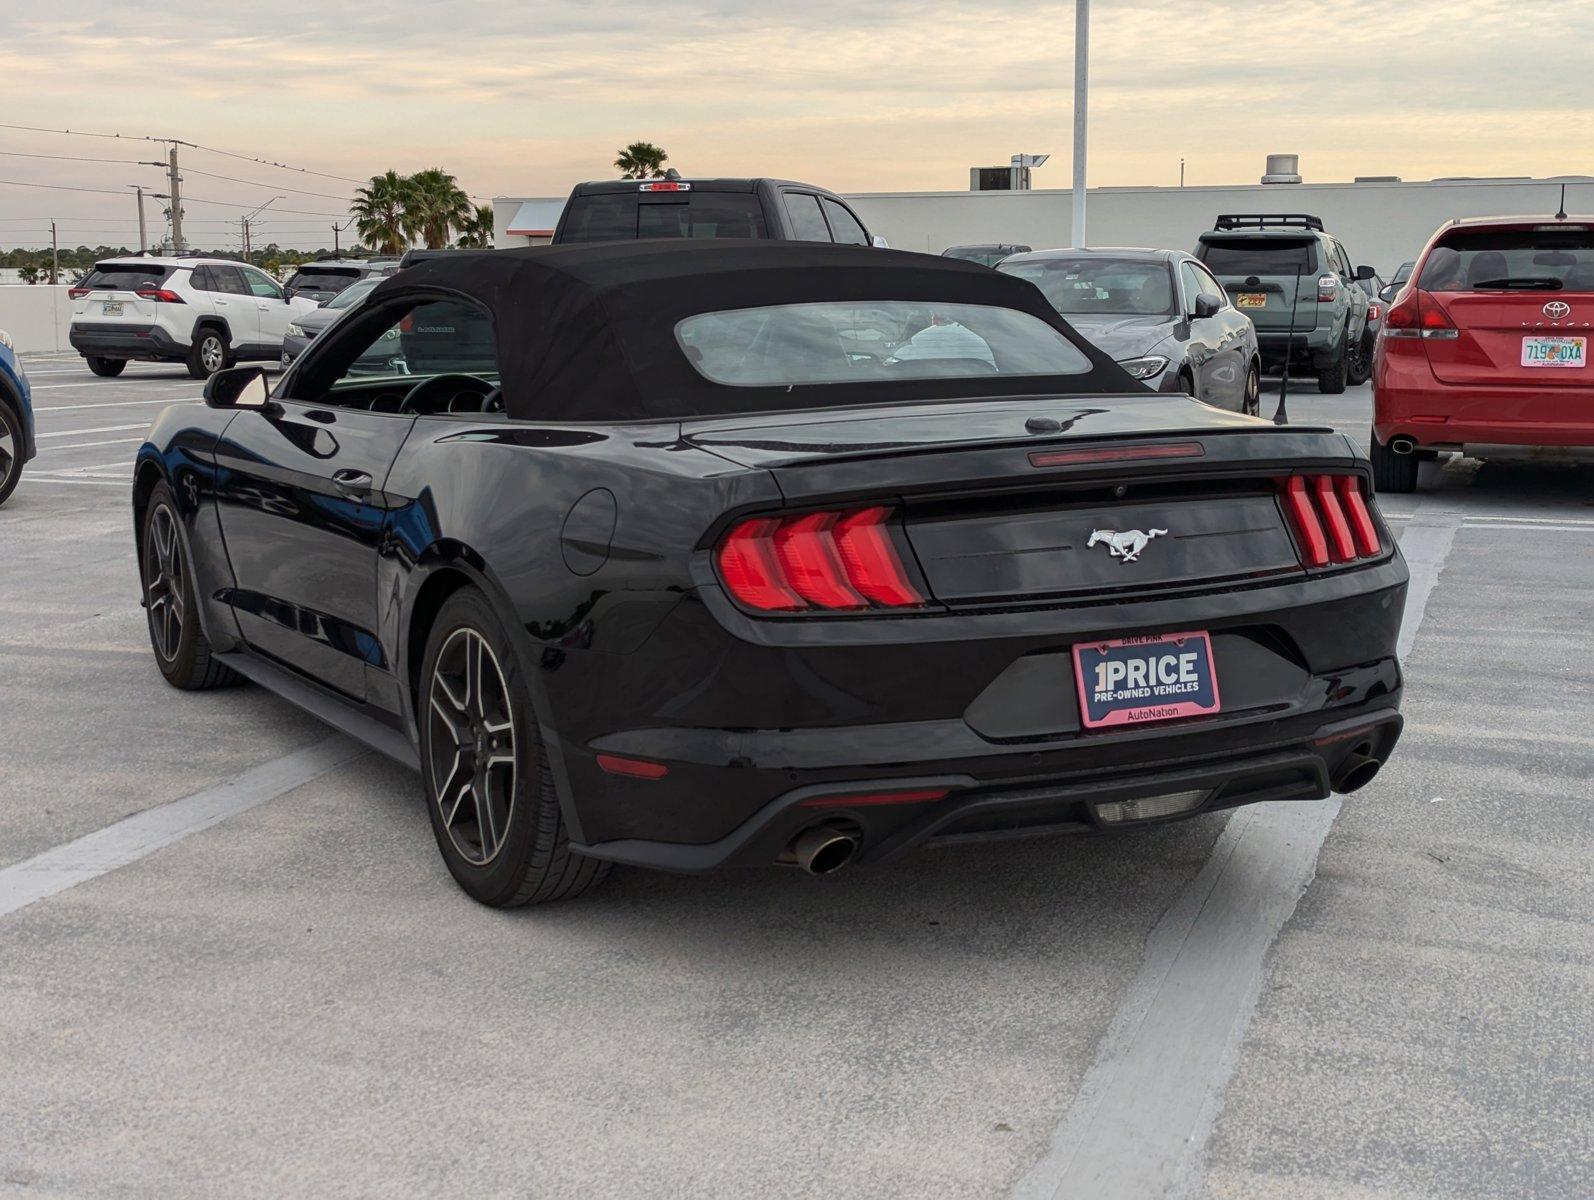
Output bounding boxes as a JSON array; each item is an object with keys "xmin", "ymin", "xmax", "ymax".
[{"xmin": 1543, "ymin": 300, "xmax": 1571, "ymax": 320}]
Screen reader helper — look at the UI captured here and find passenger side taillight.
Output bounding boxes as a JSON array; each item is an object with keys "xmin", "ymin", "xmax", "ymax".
[
  {"xmin": 716, "ymin": 506, "xmax": 924, "ymax": 613},
  {"xmin": 134, "ymin": 287, "xmax": 185, "ymax": 304},
  {"xmin": 1278, "ymin": 475, "xmax": 1385, "ymax": 568}
]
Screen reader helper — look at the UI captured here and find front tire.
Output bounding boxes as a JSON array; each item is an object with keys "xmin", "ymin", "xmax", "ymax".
[
  {"xmin": 86, "ymin": 356, "xmax": 126, "ymax": 377},
  {"xmin": 1317, "ymin": 332, "xmax": 1348, "ymax": 394},
  {"xmin": 1370, "ymin": 433, "xmax": 1419, "ymax": 493},
  {"xmin": 419, "ymin": 588, "xmax": 610, "ymax": 907},
  {"xmin": 0, "ymin": 402, "xmax": 23, "ymax": 508},
  {"xmin": 186, "ymin": 329, "xmax": 228, "ymax": 380},
  {"xmin": 140, "ymin": 482, "xmax": 242, "ymax": 688}
]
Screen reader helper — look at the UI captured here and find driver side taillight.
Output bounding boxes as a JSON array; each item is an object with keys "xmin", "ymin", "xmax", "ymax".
[
  {"xmin": 1383, "ymin": 289, "xmax": 1456, "ymax": 340},
  {"xmin": 716, "ymin": 506, "xmax": 925, "ymax": 614}
]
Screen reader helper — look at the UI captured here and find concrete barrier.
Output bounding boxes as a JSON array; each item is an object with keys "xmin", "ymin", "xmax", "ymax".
[{"xmin": 0, "ymin": 285, "xmax": 76, "ymax": 354}]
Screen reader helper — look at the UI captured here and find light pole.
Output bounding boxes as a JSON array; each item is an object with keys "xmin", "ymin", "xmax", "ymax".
[{"xmin": 1071, "ymin": 0, "xmax": 1090, "ymax": 248}]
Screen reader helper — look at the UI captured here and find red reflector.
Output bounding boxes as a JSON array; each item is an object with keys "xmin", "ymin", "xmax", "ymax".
[
  {"xmin": 1281, "ymin": 477, "xmax": 1330, "ymax": 567},
  {"xmin": 773, "ymin": 511, "xmax": 867, "ymax": 609},
  {"xmin": 596, "ymin": 754, "xmax": 669, "ymax": 780},
  {"xmin": 831, "ymin": 506, "xmax": 923, "ymax": 607},
  {"xmin": 1029, "ymin": 442, "xmax": 1204, "ymax": 468},
  {"xmin": 1312, "ymin": 475, "xmax": 1358, "ymax": 563},
  {"xmin": 718, "ymin": 517, "xmax": 805, "ymax": 611},
  {"xmin": 1336, "ymin": 475, "xmax": 1381, "ymax": 557},
  {"xmin": 799, "ymin": 787, "xmax": 949, "ymax": 809}
]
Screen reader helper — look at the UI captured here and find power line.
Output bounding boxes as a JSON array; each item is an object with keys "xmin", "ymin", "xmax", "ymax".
[
  {"xmin": 0, "ymin": 149, "xmax": 148, "ymax": 166},
  {"xmin": 174, "ymin": 165, "xmax": 351, "ymax": 201},
  {"xmin": 0, "ymin": 178, "xmax": 345, "ymax": 217}
]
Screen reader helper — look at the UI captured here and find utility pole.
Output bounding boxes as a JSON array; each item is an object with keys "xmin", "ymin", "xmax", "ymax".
[
  {"xmin": 50, "ymin": 220, "xmax": 58, "ymax": 285},
  {"xmin": 1180, "ymin": 158, "xmax": 1186, "ymax": 189},
  {"xmin": 167, "ymin": 145, "xmax": 185, "ymax": 253},
  {"xmin": 134, "ymin": 186, "xmax": 147, "ymax": 251},
  {"xmin": 1071, "ymin": 0, "xmax": 1090, "ymax": 249},
  {"xmin": 238, "ymin": 197, "xmax": 284, "ymax": 267}
]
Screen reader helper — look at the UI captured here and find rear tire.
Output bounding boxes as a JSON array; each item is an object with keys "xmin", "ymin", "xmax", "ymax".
[
  {"xmin": 1346, "ymin": 329, "xmax": 1375, "ymax": 386},
  {"xmin": 86, "ymin": 356, "xmax": 126, "ymax": 378},
  {"xmin": 140, "ymin": 482, "xmax": 243, "ymax": 688},
  {"xmin": 186, "ymin": 328, "xmax": 229, "ymax": 380},
  {"xmin": 1242, "ymin": 361, "xmax": 1261, "ymax": 416},
  {"xmin": 1317, "ymin": 333, "xmax": 1348, "ymax": 394},
  {"xmin": 1370, "ymin": 433, "xmax": 1419, "ymax": 493},
  {"xmin": 419, "ymin": 588, "xmax": 611, "ymax": 907},
  {"xmin": 0, "ymin": 401, "xmax": 23, "ymax": 508}
]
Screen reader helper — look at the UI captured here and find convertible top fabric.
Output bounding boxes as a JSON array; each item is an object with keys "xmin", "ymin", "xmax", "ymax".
[{"xmin": 366, "ymin": 240, "xmax": 1143, "ymax": 422}]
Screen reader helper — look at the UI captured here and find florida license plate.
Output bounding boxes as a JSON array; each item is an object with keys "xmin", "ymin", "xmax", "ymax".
[
  {"xmin": 1237, "ymin": 293, "xmax": 1267, "ymax": 309},
  {"xmin": 1521, "ymin": 336, "xmax": 1586, "ymax": 368},
  {"xmin": 101, "ymin": 301, "xmax": 123, "ymax": 316},
  {"xmin": 1073, "ymin": 631, "xmax": 1221, "ymax": 729}
]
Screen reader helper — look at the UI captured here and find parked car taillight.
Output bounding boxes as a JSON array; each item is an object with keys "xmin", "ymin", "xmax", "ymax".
[
  {"xmin": 1366, "ymin": 302, "xmax": 1382, "ymax": 322},
  {"xmin": 1316, "ymin": 274, "xmax": 1338, "ymax": 302},
  {"xmin": 1383, "ymin": 290, "xmax": 1457, "ymax": 340},
  {"xmin": 716, "ymin": 505, "xmax": 925, "ymax": 613},
  {"xmin": 134, "ymin": 287, "xmax": 185, "ymax": 304},
  {"xmin": 1278, "ymin": 475, "xmax": 1384, "ymax": 568},
  {"xmin": 68, "ymin": 286, "xmax": 90, "ymax": 299}
]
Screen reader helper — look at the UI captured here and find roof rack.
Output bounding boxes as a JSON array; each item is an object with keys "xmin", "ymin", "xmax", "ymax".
[{"xmin": 1212, "ymin": 213, "xmax": 1325, "ymax": 232}]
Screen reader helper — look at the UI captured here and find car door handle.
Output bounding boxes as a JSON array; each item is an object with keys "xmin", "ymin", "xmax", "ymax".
[{"xmin": 331, "ymin": 469, "xmax": 373, "ymax": 497}]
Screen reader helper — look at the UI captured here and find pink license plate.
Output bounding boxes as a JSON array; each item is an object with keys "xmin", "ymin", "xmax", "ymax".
[{"xmin": 1072, "ymin": 630, "xmax": 1222, "ymax": 729}]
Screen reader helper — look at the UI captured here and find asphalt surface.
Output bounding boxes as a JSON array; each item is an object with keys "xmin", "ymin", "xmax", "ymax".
[{"xmin": 1, "ymin": 356, "xmax": 1589, "ymax": 1198}]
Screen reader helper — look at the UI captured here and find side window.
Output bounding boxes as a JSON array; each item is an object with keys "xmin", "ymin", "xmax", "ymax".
[
  {"xmin": 241, "ymin": 267, "xmax": 283, "ymax": 300},
  {"xmin": 820, "ymin": 198, "xmax": 869, "ymax": 246},
  {"xmin": 782, "ymin": 192, "xmax": 832, "ymax": 242},
  {"xmin": 1179, "ymin": 262, "xmax": 1205, "ymax": 313},
  {"xmin": 1193, "ymin": 263, "xmax": 1228, "ymax": 304},
  {"xmin": 290, "ymin": 298, "xmax": 501, "ymax": 414},
  {"xmin": 210, "ymin": 266, "xmax": 250, "ymax": 295},
  {"xmin": 190, "ymin": 266, "xmax": 215, "ymax": 292}
]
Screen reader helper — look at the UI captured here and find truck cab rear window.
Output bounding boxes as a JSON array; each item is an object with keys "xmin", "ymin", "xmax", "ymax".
[
  {"xmin": 561, "ymin": 194, "xmax": 768, "ymax": 242},
  {"xmin": 1200, "ymin": 239, "xmax": 1316, "ymax": 275},
  {"xmin": 676, "ymin": 300, "xmax": 1091, "ymax": 386}
]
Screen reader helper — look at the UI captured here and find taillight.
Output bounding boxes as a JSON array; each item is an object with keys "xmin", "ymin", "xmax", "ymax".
[
  {"xmin": 1278, "ymin": 475, "xmax": 1386, "ymax": 568},
  {"xmin": 1316, "ymin": 274, "xmax": 1338, "ymax": 303},
  {"xmin": 716, "ymin": 505, "xmax": 924, "ymax": 614},
  {"xmin": 1384, "ymin": 289, "xmax": 1456, "ymax": 340},
  {"xmin": 135, "ymin": 287, "xmax": 185, "ymax": 304},
  {"xmin": 639, "ymin": 181, "xmax": 691, "ymax": 192},
  {"xmin": 1367, "ymin": 302, "xmax": 1382, "ymax": 322},
  {"xmin": 68, "ymin": 286, "xmax": 90, "ymax": 299}
]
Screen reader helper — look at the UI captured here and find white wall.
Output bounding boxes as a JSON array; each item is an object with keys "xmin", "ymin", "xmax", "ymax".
[
  {"xmin": 0, "ymin": 285, "xmax": 75, "ymax": 354},
  {"xmin": 846, "ymin": 178, "xmax": 1594, "ymax": 278}
]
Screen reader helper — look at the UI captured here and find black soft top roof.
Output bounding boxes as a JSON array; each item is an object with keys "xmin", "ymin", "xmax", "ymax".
[{"xmin": 365, "ymin": 240, "xmax": 1141, "ymax": 422}]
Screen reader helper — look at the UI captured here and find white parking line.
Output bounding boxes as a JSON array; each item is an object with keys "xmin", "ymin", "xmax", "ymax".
[
  {"xmin": 0, "ymin": 735, "xmax": 366, "ymax": 918},
  {"xmin": 1011, "ymin": 505, "xmax": 1463, "ymax": 1200},
  {"xmin": 36, "ymin": 437, "xmax": 145, "ymax": 452},
  {"xmin": 33, "ymin": 396, "xmax": 197, "ymax": 412},
  {"xmin": 36, "ymin": 423, "xmax": 152, "ymax": 439}
]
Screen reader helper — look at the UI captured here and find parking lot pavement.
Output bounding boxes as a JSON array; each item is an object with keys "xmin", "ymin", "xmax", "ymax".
[{"xmin": 2, "ymin": 365, "xmax": 1590, "ymax": 1197}]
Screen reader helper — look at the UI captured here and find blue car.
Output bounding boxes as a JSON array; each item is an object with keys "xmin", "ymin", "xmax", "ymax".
[{"xmin": 0, "ymin": 329, "xmax": 36, "ymax": 506}]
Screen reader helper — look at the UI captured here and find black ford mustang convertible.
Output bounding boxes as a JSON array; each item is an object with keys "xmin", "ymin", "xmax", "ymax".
[{"xmin": 133, "ymin": 242, "xmax": 1408, "ymax": 905}]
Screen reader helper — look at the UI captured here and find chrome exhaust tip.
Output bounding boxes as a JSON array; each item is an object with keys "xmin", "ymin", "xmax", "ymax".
[
  {"xmin": 1390, "ymin": 437, "xmax": 1416, "ymax": 455},
  {"xmin": 1333, "ymin": 752, "xmax": 1382, "ymax": 794},
  {"xmin": 790, "ymin": 825, "xmax": 861, "ymax": 876}
]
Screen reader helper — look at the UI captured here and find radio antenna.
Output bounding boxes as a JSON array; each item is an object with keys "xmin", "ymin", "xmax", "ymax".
[{"xmin": 1555, "ymin": 183, "xmax": 1567, "ymax": 220}]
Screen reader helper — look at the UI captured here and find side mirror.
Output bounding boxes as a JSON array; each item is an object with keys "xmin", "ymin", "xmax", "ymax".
[
  {"xmin": 203, "ymin": 366, "xmax": 274, "ymax": 412},
  {"xmin": 1355, "ymin": 264, "xmax": 1376, "ymax": 281},
  {"xmin": 870, "ymin": 235, "xmax": 890, "ymax": 249},
  {"xmin": 1192, "ymin": 293, "xmax": 1221, "ymax": 319},
  {"xmin": 283, "ymin": 287, "xmax": 296, "ymax": 302},
  {"xmin": 1379, "ymin": 284, "xmax": 1396, "ymax": 302}
]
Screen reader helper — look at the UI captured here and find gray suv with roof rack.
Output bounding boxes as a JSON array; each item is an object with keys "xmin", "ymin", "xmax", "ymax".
[
  {"xmin": 1196, "ymin": 214, "xmax": 1373, "ymax": 394},
  {"xmin": 552, "ymin": 176, "xmax": 879, "ymax": 246}
]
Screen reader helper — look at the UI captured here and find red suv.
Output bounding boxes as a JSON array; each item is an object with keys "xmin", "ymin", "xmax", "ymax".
[{"xmin": 1371, "ymin": 215, "xmax": 1594, "ymax": 491}]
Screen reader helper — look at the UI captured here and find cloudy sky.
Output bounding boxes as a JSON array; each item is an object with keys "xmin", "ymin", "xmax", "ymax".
[{"xmin": 2, "ymin": 0, "xmax": 1589, "ymax": 249}]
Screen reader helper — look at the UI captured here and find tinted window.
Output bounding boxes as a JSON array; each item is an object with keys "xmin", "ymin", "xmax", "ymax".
[
  {"xmin": 1199, "ymin": 238, "xmax": 1317, "ymax": 275},
  {"xmin": 208, "ymin": 266, "xmax": 250, "ymax": 295},
  {"xmin": 998, "ymin": 257, "xmax": 1175, "ymax": 315},
  {"xmin": 285, "ymin": 267, "xmax": 359, "ymax": 297},
  {"xmin": 1418, "ymin": 227, "xmax": 1594, "ymax": 291},
  {"xmin": 821, "ymin": 198, "xmax": 869, "ymax": 246},
  {"xmin": 189, "ymin": 266, "xmax": 216, "ymax": 292},
  {"xmin": 561, "ymin": 192, "xmax": 769, "ymax": 242},
  {"xmin": 324, "ymin": 277, "xmax": 382, "ymax": 310},
  {"xmin": 677, "ymin": 300, "xmax": 1090, "ymax": 386},
  {"xmin": 81, "ymin": 264, "xmax": 174, "ymax": 291},
  {"xmin": 783, "ymin": 193, "xmax": 831, "ymax": 242},
  {"xmin": 1391, "ymin": 261, "xmax": 1414, "ymax": 286}
]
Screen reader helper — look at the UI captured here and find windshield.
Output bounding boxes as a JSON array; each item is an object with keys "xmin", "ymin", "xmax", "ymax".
[
  {"xmin": 999, "ymin": 258, "xmax": 1175, "ymax": 316},
  {"xmin": 1418, "ymin": 227, "xmax": 1594, "ymax": 291},
  {"xmin": 676, "ymin": 300, "xmax": 1090, "ymax": 386},
  {"xmin": 1199, "ymin": 238, "xmax": 1317, "ymax": 276},
  {"xmin": 325, "ymin": 277, "xmax": 381, "ymax": 310}
]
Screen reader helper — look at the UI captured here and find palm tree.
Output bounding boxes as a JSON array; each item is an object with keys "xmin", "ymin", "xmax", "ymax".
[
  {"xmin": 614, "ymin": 142, "xmax": 669, "ymax": 180},
  {"xmin": 455, "ymin": 204, "xmax": 495, "ymax": 248},
  {"xmin": 406, "ymin": 168, "xmax": 473, "ymax": 250},
  {"xmin": 351, "ymin": 170, "xmax": 414, "ymax": 256}
]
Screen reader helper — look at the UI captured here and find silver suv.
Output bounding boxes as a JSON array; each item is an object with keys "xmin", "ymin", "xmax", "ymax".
[{"xmin": 69, "ymin": 257, "xmax": 320, "ymax": 379}]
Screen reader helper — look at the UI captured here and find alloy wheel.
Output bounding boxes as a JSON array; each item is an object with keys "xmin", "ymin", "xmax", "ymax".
[
  {"xmin": 144, "ymin": 504, "xmax": 186, "ymax": 662},
  {"xmin": 200, "ymin": 336, "xmax": 224, "ymax": 374},
  {"xmin": 427, "ymin": 627, "xmax": 518, "ymax": 866},
  {"xmin": 0, "ymin": 419, "xmax": 15, "ymax": 493}
]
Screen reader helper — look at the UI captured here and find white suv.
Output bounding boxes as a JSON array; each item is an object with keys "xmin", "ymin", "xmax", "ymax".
[{"xmin": 69, "ymin": 257, "xmax": 321, "ymax": 379}]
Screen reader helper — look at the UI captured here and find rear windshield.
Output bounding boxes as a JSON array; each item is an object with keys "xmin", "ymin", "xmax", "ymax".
[
  {"xmin": 1199, "ymin": 238, "xmax": 1317, "ymax": 276},
  {"xmin": 676, "ymin": 300, "xmax": 1090, "ymax": 386},
  {"xmin": 560, "ymin": 193, "xmax": 768, "ymax": 242},
  {"xmin": 944, "ymin": 247, "xmax": 1020, "ymax": 267},
  {"xmin": 1418, "ymin": 227, "xmax": 1594, "ymax": 291},
  {"xmin": 81, "ymin": 264, "xmax": 174, "ymax": 291},
  {"xmin": 286, "ymin": 267, "xmax": 361, "ymax": 295},
  {"xmin": 999, "ymin": 257, "xmax": 1175, "ymax": 315},
  {"xmin": 324, "ymin": 277, "xmax": 382, "ymax": 310}
]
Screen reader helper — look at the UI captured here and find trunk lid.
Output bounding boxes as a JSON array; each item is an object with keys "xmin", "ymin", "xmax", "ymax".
[{"xmin": 1425, "ymin": 288, "xmax": 1594, "ymax": 388}]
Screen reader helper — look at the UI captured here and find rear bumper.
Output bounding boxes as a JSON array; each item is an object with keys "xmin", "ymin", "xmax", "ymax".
[
  {"xmin": 1255, "ymin": 328, "xmax": 1336, "ymax": 368},
  {"xmin": 70, "ymin": 322, "xmax": 186, "ymax": 362},
  {"xmin": 1373, "ymin": 347, "xmax": 1594, "ymax": 448}
]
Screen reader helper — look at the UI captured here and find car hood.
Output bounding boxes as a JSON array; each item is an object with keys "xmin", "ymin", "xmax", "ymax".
[
  {"xmin": 1063, "ymin": 314, "xmax": 1175, "ymax": 360},
  {"xmin": 296, "ymin": 307, "xmax": 345, "ymax": 333}
]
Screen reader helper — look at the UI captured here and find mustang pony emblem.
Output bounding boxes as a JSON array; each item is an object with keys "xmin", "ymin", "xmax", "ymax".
[{"xmin": 1087, "ymin": 528, "xmax": 1168, "ymax": 563}]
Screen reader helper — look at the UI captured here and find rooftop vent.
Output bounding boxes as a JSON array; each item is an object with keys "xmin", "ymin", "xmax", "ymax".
[{"xmin": 1261, "ymin": 153, "xmax": 1302, "ymax": 185}]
